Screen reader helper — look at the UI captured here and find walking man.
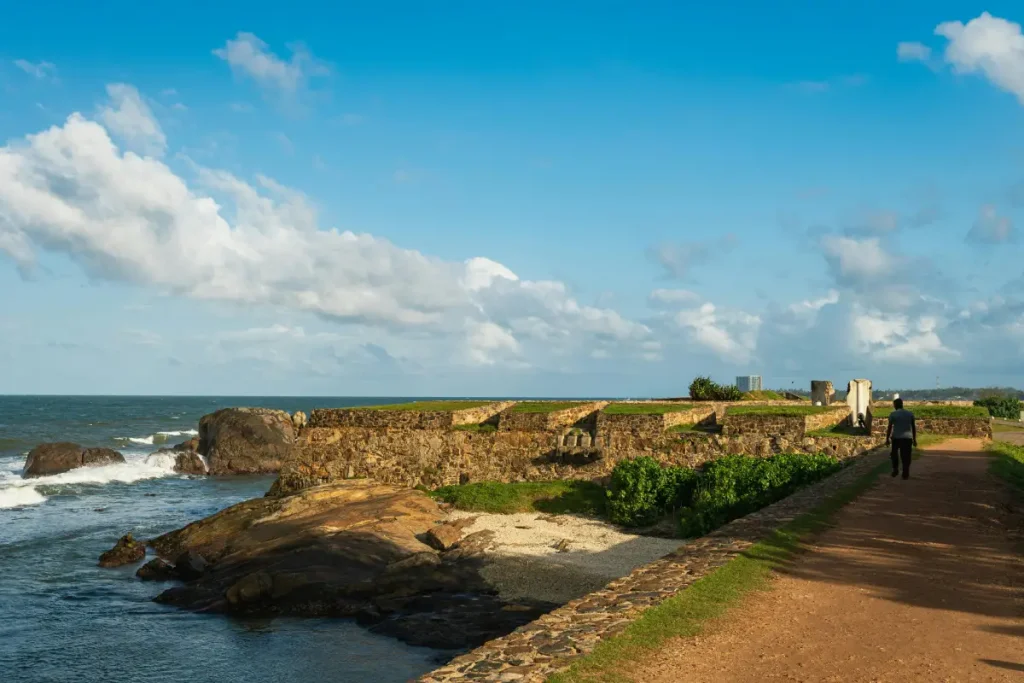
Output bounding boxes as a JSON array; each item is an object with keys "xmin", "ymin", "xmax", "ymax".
[{"xmin": 885, "ymin": 398, "xmax": 916, "ymax": 479}]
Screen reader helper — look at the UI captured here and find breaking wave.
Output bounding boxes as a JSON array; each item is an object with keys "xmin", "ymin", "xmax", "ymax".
[{"xmin": 0, "ymin": 453, "xmax": 177, "ymax": 510}]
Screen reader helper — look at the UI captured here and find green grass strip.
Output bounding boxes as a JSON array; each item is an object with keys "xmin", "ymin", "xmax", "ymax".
[
  {"xmin": 429, "ymin": 480, "xmax": 607, "ymax": 516},
  {"xmin": 358, "ymin": 400, "xmax": 494, "ymax": 411},
  {"xmin": 986, "ymin": 440, "xmax": 1024, "ymax": 493},
  {"xmin": 871, "ymin": 404, "xmax": 988, "ymax": 418},
  {"xmin": 726, "ymin": 404, "xmax": 833, "ymax": 416},
  {"xmin": 511, "ymin": 402, "xmax": 586, "ymax": 414},
  {"xmin": 547, "ymin": 456, "xmax": 891, "ymax": 683},
  {"xmin": 602, "ymin": 403, "xmax": 696, "ymax": 415}
]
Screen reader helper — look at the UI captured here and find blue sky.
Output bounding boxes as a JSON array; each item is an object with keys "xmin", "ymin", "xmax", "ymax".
[{"xmin": 2, "ymin": 3, "xmax": 1024, "ymax": 396}]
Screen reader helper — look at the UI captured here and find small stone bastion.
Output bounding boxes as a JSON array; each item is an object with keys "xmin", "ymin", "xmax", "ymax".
[
  {"xmin": 308, "ymin": 400, "xmax": 516, "ymax": 430},
  {"xmin": 594, "ymin": 402, "xmax": 716, "ymax": 439},
  {"xmin": 721, "ymin": 404, "xmax": 852, "ymax": 439}
]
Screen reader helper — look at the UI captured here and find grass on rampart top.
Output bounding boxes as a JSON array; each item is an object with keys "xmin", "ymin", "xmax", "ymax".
[
  {"xmin": 871, "ymin": 404, "xmax": 989, "ymax": 419},
  {"xmin": 358, "ymin": 400, "xmax": 494, "ymax": 411},
  {"xmin": 547, "ymin": 453, "xmax": 892, "ymax": 683},
  {"xmin": 740, "ymin": 390, "xmax": 785, "ymax": 401},
  {"xmin": 725, "ymin": 404, "xmax": 834, "ymax": 417},
  {"xmin": 602, "ymin": 403, "xmax": 696, "ymax": 415},
  {"xmin": 427, "ymin": 480, "xmax": 607, "ymax": 516},
  {"xmin": 986, "ymin": 440, "xmax": 1024, "ymax": 493},
  {"xmin": 510, "ymin": 401, "xmax": 586, "ymax": 414},
  {"xmin": 992, "ymin": 421, "xmax": 1024, "ymax": 433}
]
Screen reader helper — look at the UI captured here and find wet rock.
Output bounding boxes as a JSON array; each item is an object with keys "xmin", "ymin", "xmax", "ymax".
[
  {"xmin": 423, "ymin": 521, "xmax": 467, "ymax": 551},
  {"xmin": 173, "ymin": 550, "xmax": 208, "ymax": 581},
  {"xmin": 23, "ymin": 442, "xmax": 124, "ymax": 478},
  {"xmin": 226, "ymin": 571, "xmax": 273, "ymax": 605},
  {"xmin": 149, "ymin": 480, "xmax": 537, "ymax": 649},
  {"xmin": 98, "ymin": 533, "xmax": 146, "ymax": 568},
  {"xmin": 136, "ymin": 558, "xmax": 177, "ymax": 581},
  {"xmin": 198, "ymin": 407, "xmax": 296, "ymax": 475}
]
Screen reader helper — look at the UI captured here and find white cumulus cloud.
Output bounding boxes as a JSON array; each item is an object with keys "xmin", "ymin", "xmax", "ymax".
[
  {"xmin": 99, "ymin": 84, "xmax": 167, "ymax": 156},
  {"xmin": 933, "ymin": 12, "xmax": 1024, "ymax": 104}
]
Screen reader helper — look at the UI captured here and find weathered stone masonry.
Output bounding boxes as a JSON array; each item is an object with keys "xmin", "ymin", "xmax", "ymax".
[
  {"xmin": 308, "ymin": 401, "xmax": 516, "ymax": 430},
  {"xmin": 721, "ymin": 405, "xmax": 850, "ymax": 439},
  {"xmin": 271, "ymin": 425, "xmax": 884, "ymax": 496},
  {"xmin": 594, "ymin": 405, "xmax": 716, "ymax": 439}
]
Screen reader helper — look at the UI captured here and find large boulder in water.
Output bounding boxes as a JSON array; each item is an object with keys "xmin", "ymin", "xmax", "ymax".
[
  {"xmin": 198, "ymin": 408, "xmax": 295, "ymax": 475},
  {"xmin": 23, "ymin": 442, "xmax": 125, "ymax": 478},
  {"xmin": 148, "ymin": 480, "xmax": 551, "ymax": 649},
  {"xmin": 98, "ymin": 533, "xmax": 146, "ymax": 567},
  {"xmin": 149, "ymin": 438, "xmax": 207, "ymax": 475}
]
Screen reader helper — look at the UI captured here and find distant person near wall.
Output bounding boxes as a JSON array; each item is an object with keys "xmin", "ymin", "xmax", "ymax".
[{"xmin": 885, "ymin": 398, "xmax": 916, "ymax": 480}]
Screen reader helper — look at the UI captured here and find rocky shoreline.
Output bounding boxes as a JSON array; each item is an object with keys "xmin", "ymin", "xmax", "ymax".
[{"xmin": 138, "ymin": 480, "xmax": 558, "ymax": 650}]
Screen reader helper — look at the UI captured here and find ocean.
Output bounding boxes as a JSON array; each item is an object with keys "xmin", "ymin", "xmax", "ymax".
[{"xmin": 0, "ymin": 396, "xmax": 451, "ymax": 683}]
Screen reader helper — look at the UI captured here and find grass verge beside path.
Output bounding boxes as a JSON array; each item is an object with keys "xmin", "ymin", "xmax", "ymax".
[
  {"xmin": 871, "ymin": 404, "xmax": 988, "ymax": 419},
  {"xmin": 986, "ymin": 441, "xmax": 1024, "ymax": 493},
  {"xmin": 547, "ymin": 456, "xmax": 892, "ymax": 683},
  {"xmin": 428, "ymin": 480, "xmax": 607, "ymax": 516}
]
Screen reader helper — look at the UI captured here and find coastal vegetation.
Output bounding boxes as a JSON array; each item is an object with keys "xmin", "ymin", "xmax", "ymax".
[
  {"xmin": 428, "ymin": 480, "xmax": 607, "ymax": 515},
  {"xmin": 740, "ymin": 390, "xmax": 786, "ymax": 400},
  {"xmin": 688, "ymin": 376, "xmax": 743, "ymax": 401},
  {"xmin": 973, "ymin": 395, "xmax": 1022, "ymax": 420},
  {"xmin": 606, "ymin": 454, "xmax": 842, "ymax": 536},
  {"xmin": 430, "ymin": 453, "xmax": 845, "ymax": 538},
  {"xmin": 871, "ymin": 404, "xmax": 988, "ymax": 419},
  {"xmin": 602, "ymin": 402, "xmax": 696, "ymax": 415},
  {"xmin": 987, "ymin": 441, "xmax": 1024, "ymax": 492}
]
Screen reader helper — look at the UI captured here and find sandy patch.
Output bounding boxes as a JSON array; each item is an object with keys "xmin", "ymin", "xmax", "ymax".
[{"xmin": 447, "ymin": 510, "xmax": 686, "ymax": 604}]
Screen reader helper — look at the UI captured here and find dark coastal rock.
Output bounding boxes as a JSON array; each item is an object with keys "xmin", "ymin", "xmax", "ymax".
[
  {"xmin": 23, "ymin": 442, "xmax": 124, "ymax": 478},
  {"xmin": 150, "ymin": 437, "xmax": 207, "ymax": 475},
  {"xmin": 98, "ymin": 533, "xmax": 146, "ymax": 568},
  {"xmin": 149, "ymin": 481, "xmax": 545, "ymax": 650},
  {"xmin": 173, "ymin": 551, "xmax": 209, "ymax": 581},
  {"xmin": 198, "ymin": 408, "xmax": 295, "ymax": 475},
  {"xmin": 136, "ymin": 558, "xmax": 177, "ymax": 581}
]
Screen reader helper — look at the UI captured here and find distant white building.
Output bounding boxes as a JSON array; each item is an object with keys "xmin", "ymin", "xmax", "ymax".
[{"xmin": 736, "ymin": 375, "xmax": 763, "ymax": 393}]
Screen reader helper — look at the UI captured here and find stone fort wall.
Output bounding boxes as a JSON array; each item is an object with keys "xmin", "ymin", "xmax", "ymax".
[{"xmin": 270, "ymin": 425, "xmax": 884, "ymax": 496}]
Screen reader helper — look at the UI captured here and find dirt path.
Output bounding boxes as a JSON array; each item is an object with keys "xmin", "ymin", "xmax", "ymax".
[{"xmin": 625, "ymin": 439, "xmax": 1024, "ymax": 682}]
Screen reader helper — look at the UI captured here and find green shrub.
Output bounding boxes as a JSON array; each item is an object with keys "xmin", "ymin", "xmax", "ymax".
[
  {"xmin": 689, "ymin": 376, "xmax": 743, "ymax": 402},
  {"xmin": 606, "ymin": 457, "xmax": 697, "ymax": 526},
  {"xmin": 607, "ymin": 453, "xmax": 842, "ymax": 533},
  {"xmin": 973, "ymin": 395, "xmax": 1022, "ymax": 420},
  {"xmin": 678, "ymin": 454, "xmax": 842, "ymax": 537}
]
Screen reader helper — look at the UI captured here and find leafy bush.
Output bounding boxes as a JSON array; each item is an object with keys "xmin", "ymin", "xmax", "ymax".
[
  {"xmin": 689, "ymin": 376, "xmax": 743, "ymax": 402},
  {"xmin": 606, "ymin": 453, "xmax": 842, "ymax": 534},
  {"xmin": 973, "ymin": 395, "xmax": 1022, "ymax": 420},
  {"xmin": 678, "ymin": 454, "xmax": 842, "ymax": 537},
  {"xmin": 606, "ymin": 457, "xmax": 697, "ymax": 526}
]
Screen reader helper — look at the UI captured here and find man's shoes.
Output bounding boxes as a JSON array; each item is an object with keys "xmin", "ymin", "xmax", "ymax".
[
  {"xmin": 892, "ymin": 470, "xmax": 899, "ymax": 477},
  {"xmin": 902, "ymin": 473, "xmax": 910, "ymax": 480}
]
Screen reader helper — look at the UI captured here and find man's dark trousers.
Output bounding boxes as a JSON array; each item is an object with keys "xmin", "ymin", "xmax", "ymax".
[{"xmin": 891, "ymin": 438, "xmax": 912, "ymax": 476}]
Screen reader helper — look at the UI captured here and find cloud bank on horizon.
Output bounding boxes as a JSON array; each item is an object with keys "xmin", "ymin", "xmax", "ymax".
[{"xmin": 2, "ymin": 8, "xmax": 1024, "ymax": 394}]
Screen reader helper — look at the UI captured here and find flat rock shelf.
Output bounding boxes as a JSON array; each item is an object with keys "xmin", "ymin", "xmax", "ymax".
[{"xmin": 418, "ymin": 445, "xmax": 888, "ymax": 682}]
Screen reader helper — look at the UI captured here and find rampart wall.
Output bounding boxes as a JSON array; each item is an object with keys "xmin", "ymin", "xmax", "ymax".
[{"xmin": 270, "ymin": 425, "xmax": 884, "ymax": 496}]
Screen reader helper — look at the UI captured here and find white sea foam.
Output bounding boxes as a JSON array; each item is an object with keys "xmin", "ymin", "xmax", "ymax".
[
  {"xmin": 156, "ymin": 429, "xmax": 198, "ymax": 437},
  {"xmin": 0, "ymin": 487, "xmax": 47, "ymax": 509},
  {"xmin": 0, "ymin": 453, "xmax": 177, "ymax": 510}
]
